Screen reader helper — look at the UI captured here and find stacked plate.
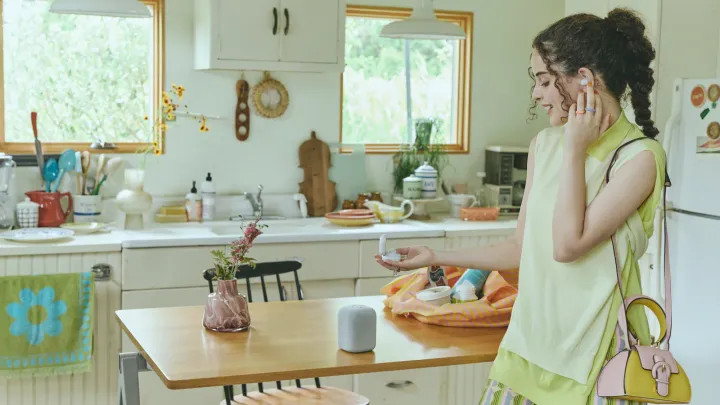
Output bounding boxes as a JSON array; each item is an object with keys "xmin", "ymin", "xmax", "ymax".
[{"xmin": 324, "ymin": 209, "xmax": 376, "ymax": 227}]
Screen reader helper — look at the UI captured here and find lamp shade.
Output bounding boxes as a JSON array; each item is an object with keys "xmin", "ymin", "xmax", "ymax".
[{"xmin": 380, "ymin": 0, "xmax": 465, "ymax": 40}]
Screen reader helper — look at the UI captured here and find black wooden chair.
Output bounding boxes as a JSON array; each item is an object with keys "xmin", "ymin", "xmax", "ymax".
[{"xmin": 203, "ymin": 260, "xmax": 369, "ymax": 405}]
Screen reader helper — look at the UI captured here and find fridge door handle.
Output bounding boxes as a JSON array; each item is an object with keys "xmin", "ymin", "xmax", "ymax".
[{"xmin": 662, "ymin": 79, "xmax": 683, "ymax": 160}]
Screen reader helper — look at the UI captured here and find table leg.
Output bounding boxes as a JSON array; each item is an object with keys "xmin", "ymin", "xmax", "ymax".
[{"xmin": 118, "ymin": 352, "xmax": 150, "ymax": 405}]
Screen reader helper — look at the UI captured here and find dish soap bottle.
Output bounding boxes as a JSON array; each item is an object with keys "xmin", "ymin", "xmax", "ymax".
[
  {"xmin": 185, "ymin": 181, "xmax": 202, "ymax": 222},
  {"xmin": 201, "ymin": 173, "xmax": 215, "ymax": 221}
]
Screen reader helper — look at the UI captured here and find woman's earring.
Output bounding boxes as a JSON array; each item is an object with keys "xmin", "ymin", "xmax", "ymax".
[{"xmin": 580, "ymin": 78, "xmax": 589, "ymax": 86}]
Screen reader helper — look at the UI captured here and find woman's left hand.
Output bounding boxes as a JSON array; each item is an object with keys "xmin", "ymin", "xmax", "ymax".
[{"xmin": 565, "ymin": 80, "xmax": 612, "ymax": 152}]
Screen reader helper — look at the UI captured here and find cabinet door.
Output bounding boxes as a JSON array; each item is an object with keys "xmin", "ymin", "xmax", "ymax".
[
  {"xmin": 216, "ymin": 0, "xmax": 281, "ymax": 62},
  {"xmin": 279, "ymin": 0, "xmax": 341, "ymax": 63}
]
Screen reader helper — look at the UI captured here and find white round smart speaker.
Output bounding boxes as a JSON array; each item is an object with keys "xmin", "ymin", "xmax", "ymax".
[{"xmin": 337, "ymin": 304, "xmax": 377, "ymax": 353}]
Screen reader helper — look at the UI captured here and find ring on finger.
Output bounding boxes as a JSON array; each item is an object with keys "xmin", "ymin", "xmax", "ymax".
[
  {"xmin": 576, "ymin": 110, "xmax": 586, "ymax": 114},
  {"xmin": 585, "ymin": 107, "xmax": 596, "ymax": 112}
]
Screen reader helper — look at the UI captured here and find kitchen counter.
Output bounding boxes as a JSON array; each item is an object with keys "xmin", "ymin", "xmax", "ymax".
[{"xmin": 0, "ymin": 216, "xmax": 517, "ymax": 256}]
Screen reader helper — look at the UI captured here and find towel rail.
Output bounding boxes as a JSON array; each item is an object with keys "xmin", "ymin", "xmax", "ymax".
[{"xmin": 91, "ymin": 263, "xmax": 112, "ymax": 281}]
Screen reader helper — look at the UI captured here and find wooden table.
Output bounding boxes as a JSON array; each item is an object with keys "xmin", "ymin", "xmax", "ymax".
[{"xmin": 115, "ymin": 296, "xmax": 506, "ymax": 404}]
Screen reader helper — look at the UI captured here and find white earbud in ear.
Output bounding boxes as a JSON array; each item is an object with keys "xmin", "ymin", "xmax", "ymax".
[{"xmin": 580, "ymin": 78, "xmax": 589, "ymax": 86}]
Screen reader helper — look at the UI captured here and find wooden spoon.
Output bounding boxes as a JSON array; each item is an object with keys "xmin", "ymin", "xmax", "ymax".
[{"xmin": 81, "ymin": 151, "xmax": 91, "ymax": 195}]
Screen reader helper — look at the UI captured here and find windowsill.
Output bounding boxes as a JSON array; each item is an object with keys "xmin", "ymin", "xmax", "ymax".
[
  {"xmin": 346, "ymin": 143, "xmax": 470, "ymax": 155},
  {"xmin": 1, "ymin": 142, "xmax": 151, "ymax": 156},
  {"xmin": 11, "ymin": 154, "xmax": 61, "ymax": 167}
]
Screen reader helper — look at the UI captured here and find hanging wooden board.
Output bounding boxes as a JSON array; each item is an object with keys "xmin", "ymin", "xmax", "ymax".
[
  {"xmin": 298, "ymin": 131, "xmax": 337, "ymax": 216},
  {"xmin": 235, "ymin": 79, "xmax": 250, "ymax": 141}
]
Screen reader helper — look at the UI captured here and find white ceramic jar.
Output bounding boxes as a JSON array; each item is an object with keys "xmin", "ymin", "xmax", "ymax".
[
  {"xmin": 402, "ymin": 174, "xmax": 423, "ymax": 199},
  {"xmin": 414, "ymin": 162, "xmax": 438, "ymax": 198},
  {"xmin": 15, "ymin": 197, "xmax": 39, "ymax": 228}
]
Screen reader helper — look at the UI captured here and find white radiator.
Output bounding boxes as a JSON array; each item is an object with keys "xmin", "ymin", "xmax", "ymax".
[
  {"xmin": 0, "ymin": 252, "xmax": 122, "ymax": 405},
  {"xmin": 443, "ymin": 234, "xmax": 511, "ymax": 404}
]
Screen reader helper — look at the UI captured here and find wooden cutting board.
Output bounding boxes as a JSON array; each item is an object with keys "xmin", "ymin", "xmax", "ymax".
[{"xmin": 298, "ymin": 131, "xmax": 337, "ymax": 216}]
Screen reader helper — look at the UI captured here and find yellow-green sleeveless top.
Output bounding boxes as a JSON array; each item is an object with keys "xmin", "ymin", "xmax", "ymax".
[{"xmin": 489, "ymin": 112, "xmax": 667, "ymax": 405}]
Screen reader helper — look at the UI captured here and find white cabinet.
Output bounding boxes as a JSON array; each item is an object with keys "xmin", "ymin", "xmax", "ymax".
[
  {"xmin": 194, "ymin": 0, "xmax": 346, "ymax": 72},
  {"xmin": 279, "ymin": 0, "xmax": 340, "ymax": 64},
  {"xmin": 214, "ymin": 0, "xmax": 280, "ymax": 63},
  {"xmin": 354, "ymin": 368, "xmax": 447, "ymax": 405},
  {"xmin": 353, "ymin": 271, "xmax": 449, "ymax": 405}
]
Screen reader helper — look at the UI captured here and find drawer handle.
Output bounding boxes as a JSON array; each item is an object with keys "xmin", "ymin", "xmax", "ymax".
[{"xmin": 386, "ymin": 380, "xmax": 414, "ymax": 389}]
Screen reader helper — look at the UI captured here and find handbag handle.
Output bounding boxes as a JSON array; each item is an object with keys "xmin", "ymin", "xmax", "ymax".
[{"xmin": 604, "ymin": 137, "xmax": 673, "ymax": 349}]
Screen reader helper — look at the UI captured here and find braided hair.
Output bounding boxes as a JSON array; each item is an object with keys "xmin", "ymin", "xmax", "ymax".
[{"xmin": 529, "ymin": 8, "xmax": 659, "ymax": 138}]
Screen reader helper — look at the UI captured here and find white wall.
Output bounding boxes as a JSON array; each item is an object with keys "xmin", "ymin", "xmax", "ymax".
[
  {"xmin": 564, "ymin": 0, "xmax": 720, "ymax": 143},
  {"xmin": 11, "ymin": 0, "xmax": 564, "ymax": 203}
]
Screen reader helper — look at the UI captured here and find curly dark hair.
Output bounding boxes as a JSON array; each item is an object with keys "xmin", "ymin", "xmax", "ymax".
[{"xmin": 529, "ymin": 8, "xmax": 659, "ymax": 138}]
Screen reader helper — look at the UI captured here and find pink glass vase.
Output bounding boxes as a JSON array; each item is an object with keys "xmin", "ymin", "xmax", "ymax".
[{"xmin": 202, "ymin": 279, "xmax": 251, "ymax": 332}]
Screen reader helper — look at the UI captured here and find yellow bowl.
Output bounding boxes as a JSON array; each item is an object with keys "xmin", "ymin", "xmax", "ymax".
[{"xmin": 325, "ymin": 216, "xmax": 375, "ymax": 227}]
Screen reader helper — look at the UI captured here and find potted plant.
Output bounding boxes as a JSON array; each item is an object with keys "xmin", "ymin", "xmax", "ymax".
[
  {"xmin": 392, "ymin": 118, "xmax": 449, "ymax": 194},
  {"xmin": 202, "ymin": 217, "xmax": 267, "ymax": 332}
]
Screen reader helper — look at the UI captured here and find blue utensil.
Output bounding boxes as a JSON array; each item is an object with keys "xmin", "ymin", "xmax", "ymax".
[
  {"xmin": 51, "ymin": 149, "xmax": 76, "ymax": 192},
  {"xmin": 43, "ymin": 158, "xmax": 59, "ymax": 192}
]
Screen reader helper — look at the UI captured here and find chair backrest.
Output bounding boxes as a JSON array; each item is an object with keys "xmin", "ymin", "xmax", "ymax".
[
  {"xmin": 202, "ymin": 260, "xmax": 303, "ymax": 302},
  {"xmin": 201, "ymin": 260, "xmax": 320, "ymax": 396}
]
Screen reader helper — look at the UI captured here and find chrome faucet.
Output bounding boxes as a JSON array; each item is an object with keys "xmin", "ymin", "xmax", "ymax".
[{"xmin": 243, "ymin": 184, "xmax": 263, "ymax": 218}]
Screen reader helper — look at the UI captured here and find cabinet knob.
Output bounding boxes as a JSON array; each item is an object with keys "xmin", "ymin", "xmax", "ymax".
[
  {"xmin": 386, "ymin": 380, "xmax": 414, "ymax": 389},
  {"xmin": 91, "ymin": 263, "xmax": 112, "ymax": 281}
]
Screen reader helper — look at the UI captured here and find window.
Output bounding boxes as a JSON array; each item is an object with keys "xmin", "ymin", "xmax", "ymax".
[
  {"xmin": 341, "ymin": 5, "xmax": 472, "ymax": 154},
  {"xmin": 0, "ymin": 0, "xmax": 164, "ymax": 155}
]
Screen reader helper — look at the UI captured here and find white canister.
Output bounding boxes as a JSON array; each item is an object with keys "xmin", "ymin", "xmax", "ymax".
[
  {"xmin": 15, "ymin": 197, "xmax": 39, "ymax": 228},
  {"xmin": 73, "ymin": 195, "xmax": 103, "ymax": 223},
  {"xmin": 402, "ymin": 175, "xmax": 423, "ymax": 199},
  {"xmin": 414, "ymin": 162, "xmax": 438, "ymax": 198},
  {"xmin": 415, "ymin": 286, "xmax": 452, "ymax": 306}
]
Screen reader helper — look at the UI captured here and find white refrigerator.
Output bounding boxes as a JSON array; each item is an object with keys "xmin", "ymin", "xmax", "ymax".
[{"xmin": 661, "ymin": 77, "xmax": 720, "ymax": 404}]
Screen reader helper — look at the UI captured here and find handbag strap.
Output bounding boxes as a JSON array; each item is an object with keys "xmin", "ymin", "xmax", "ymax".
[{"xmin": 603, "ymin": 137, "xmax": 673, "ymax": 349}]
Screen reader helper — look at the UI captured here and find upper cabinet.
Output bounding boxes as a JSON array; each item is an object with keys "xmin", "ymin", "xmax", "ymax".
[{"xmin": 194, "ymin": 0, "xmax": 346, "ymax": 72}]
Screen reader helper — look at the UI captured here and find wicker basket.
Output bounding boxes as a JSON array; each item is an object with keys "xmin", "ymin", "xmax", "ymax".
[{"xmin": 459, "ymin": 207, "xmax": 500, "ymax": 221}]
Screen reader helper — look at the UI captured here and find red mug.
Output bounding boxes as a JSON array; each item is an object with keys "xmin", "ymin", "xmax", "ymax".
[{"xmin": 25, "ymin": 191, "xmax": 73, "ymax": 227}]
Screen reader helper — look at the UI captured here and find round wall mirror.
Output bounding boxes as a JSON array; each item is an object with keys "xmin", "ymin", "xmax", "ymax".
[{"xmin": 252, "ymin": 71, "xmax": 289, "ymax": 118}]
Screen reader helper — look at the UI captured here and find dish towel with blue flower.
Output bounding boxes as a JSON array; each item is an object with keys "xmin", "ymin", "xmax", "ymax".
[{"xmin": 0, "ymin": 272, "xmax": 94, "ymax": 377}]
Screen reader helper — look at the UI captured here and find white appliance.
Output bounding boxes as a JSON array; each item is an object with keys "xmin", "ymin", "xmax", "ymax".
[{"xmin": 661, "ymin": 78, "xmax": 720, "ymax": 404}]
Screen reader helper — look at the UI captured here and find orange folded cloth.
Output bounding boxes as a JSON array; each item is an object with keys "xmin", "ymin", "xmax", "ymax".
[{"xmin": 381, "ymin": 267, "xmax": 518, "ymax": 328}]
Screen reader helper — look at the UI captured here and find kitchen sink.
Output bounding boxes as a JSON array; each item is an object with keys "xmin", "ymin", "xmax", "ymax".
[{"xmin": 210, "ymin": 220, "xmax": 310, "ymax": 236}]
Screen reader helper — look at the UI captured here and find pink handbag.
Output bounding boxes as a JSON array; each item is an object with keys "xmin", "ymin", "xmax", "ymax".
[{"xmin": 596, "ymin": 138, "xmax": 691, "ymax": 403}]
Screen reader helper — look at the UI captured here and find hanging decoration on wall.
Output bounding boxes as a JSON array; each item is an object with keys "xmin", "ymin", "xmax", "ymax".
[
  {"xmin": 252, "ymin": 71, "xmax": 289, "ymax": 119},
  {"xmin": 235, "ymin": 76, "xmax": 251, "ymax": 141}
]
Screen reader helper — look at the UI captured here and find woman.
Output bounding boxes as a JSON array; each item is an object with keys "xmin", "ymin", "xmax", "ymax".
[{"xmin": 376, "ymin": 8, "xmax": 667, "ymax": 405}]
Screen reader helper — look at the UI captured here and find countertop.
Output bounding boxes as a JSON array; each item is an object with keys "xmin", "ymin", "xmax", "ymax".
[{"xmin": 0, "ymin": 216, "xmax": 517, "ymax": 256}]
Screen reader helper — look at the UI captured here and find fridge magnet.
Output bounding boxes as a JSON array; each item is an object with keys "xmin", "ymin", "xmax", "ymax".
[
  {"xmin": 708, "ymin": 84, "xmax": 720, "ymax": 102},
  {"xmin": 696, "ymin": 121, "xmax": 720, "ymax": 153},
  {"xmin": 691, "ymin": 85, "xmax": 706, "ymax": 107}
]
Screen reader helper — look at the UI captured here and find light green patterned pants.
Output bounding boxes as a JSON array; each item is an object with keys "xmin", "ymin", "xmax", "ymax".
[{"xmin": 478, "ymin": 323, "xmax": 646, "ymax": 405}]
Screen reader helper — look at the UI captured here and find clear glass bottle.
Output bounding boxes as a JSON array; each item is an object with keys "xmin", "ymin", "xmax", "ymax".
[{"xmin": 476, "ymin": 172, "xmax": 488, "ymax": 207}]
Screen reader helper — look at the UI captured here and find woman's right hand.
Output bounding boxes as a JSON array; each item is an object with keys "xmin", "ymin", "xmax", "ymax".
[{"xmin": 374, "ymin": 246, "xmax": 436, "ymax": 273}]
